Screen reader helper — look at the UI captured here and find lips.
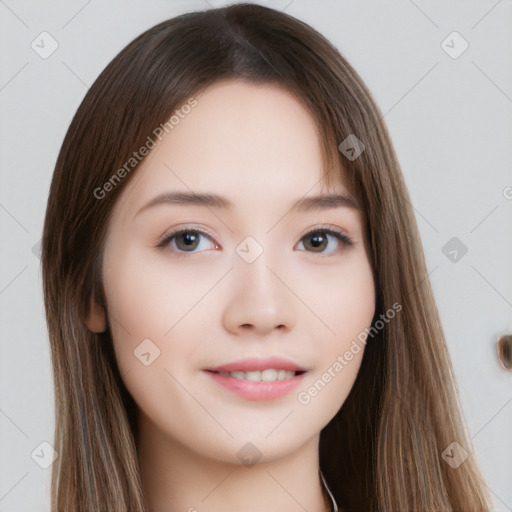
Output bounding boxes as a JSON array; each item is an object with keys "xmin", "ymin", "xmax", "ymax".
[
  {"xmin": 205, "ymin": 356, "xmax": 308, "ymax": 373},
  {"xmin": 204, "ymin": 358, "xmax": 308, "ymax": 401}
]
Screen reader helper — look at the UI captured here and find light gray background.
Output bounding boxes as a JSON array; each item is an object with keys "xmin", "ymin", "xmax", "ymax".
[{"xmin": 1, "ymin": 1, "xmax": 511, "ymax": 510}]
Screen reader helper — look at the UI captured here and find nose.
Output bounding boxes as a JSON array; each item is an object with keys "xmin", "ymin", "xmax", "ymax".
[{"xmin": 221, "ymin": 249, "xmax": 297, "ymax": 336}]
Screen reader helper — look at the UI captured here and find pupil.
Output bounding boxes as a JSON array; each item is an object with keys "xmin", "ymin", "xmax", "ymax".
[
  {"xmin": 181, "ymin": 232, "xmax": 198, "ymax": 249},
  {"xmin": 309, "ymin": 233, "xmax": 326, "ymax": 251}
]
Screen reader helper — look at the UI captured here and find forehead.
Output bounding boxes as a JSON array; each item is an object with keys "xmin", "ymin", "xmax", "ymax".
[{"xmin": 113, "ymin": 80, "xmax": 348, "ymax": 215}]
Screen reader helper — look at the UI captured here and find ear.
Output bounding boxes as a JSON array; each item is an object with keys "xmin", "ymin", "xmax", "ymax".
[{"xmin": 85, "ymin": 298, "xmax": 107, "ymax": 333}]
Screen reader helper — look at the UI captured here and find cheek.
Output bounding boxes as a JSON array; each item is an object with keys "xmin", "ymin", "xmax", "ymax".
[
  {"xmin": 103, "ymin": 243, "xmax": 219, "ymax": 345},
  {"xmin": 292, "ymin": 253, "xmax": 375, "ymax": 417},
  {"xmin": 328, "ymin": 262, "xmax": 375, "ymax": 340},
  {"xmin": 294, "ymin": 250, "xmax": 376, "ymax": 346},
  {"xmin": 101, "ymin": 247, "xmax": 212, "ymax": 430}
]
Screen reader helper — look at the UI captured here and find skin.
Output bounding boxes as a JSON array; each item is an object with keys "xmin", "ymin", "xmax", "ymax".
[{"xmin": 87, "ymin": 80, "xmax": 375, "ymax": 512}]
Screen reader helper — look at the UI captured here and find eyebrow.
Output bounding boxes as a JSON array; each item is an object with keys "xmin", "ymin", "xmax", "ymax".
[{"xmin": 135, "ymin": 191, "xmax": 359, "ymax": 217}]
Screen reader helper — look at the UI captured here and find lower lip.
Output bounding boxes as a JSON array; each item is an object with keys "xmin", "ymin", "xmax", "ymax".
[{"xmin": 204, "ymin": 370, "xmax": 306, "ymax": 401}]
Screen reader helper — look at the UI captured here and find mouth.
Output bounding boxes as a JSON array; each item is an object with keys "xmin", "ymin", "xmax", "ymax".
[
  {"xmin": 204, "ymin": 368, "xmax": 306, "ymax": 382},
  {"xmin": 202, "ymin": 357, "xmax": 308, "ymax": 401}
]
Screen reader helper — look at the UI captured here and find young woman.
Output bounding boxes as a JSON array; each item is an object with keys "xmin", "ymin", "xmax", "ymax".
[{"xmin": 41, "ymin": 3, "xmax": 493, "ymax": 511}]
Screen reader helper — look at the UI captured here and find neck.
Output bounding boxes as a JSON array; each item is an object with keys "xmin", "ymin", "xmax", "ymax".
[{"xmin": 137, "ymin": 412, "xmax": 332, "ymax": 512}]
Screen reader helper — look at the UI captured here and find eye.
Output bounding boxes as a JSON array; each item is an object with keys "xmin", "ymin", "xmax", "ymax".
[
  {"xmin": 157, "ymin": 228, "xmax": 219, "ymax": 256},
  {"xmin": 156, "ymin": 225, "xmax": 353, "ymax": 257},
  {"xmin": 296, "ymin": 227, "xmax": 353, "ymax": 254}
]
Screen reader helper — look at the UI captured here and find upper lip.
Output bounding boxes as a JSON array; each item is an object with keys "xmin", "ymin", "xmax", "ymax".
[{"xmin": 205, "ymin": 357, "xmax": 308, "ymax": 373}]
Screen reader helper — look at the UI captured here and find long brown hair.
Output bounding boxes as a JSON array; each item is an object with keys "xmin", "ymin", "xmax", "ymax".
[{"xmin": 41, "ymin": 3, "xmax": 493, "ymax": 511}]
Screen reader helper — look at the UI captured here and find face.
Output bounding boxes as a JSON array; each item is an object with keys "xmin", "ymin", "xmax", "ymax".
[{"xmin": 90, "ymin": 80, "xmax": 375, "ymax": 464}]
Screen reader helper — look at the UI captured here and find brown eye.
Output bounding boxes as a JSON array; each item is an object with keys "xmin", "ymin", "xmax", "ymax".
[
  {"xmin": 303, "ymin": 232, "xmax": 328, "ymax": 252},
  {"xmin": 158, "ymin": 228, "xmax": 218, "ymax": 256},
  {"xmin": 174, "ymin": 231, "xmax": 201, "ymax": 251},
  {"xmin": 297, "ymin": 228, "xmax": 353, "ymax": 254}
]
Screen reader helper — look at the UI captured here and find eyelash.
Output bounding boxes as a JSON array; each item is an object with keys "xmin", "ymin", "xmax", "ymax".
[{"xmin": 156, "ymin": 225, "xmax": 353, "ymax": 257}]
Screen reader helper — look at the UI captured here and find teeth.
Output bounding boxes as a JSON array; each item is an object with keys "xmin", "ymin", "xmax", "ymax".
[
  {"xmin": 245, "ymin": 370, "xmax": 261, "ymax": 382},
  {"xmin": 262, "ymin": 369, "xmax": 277, "ymax": 381},
  {"xmin": 217, "ymin": 369, "xmax": 297, "ymax": 382}
]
